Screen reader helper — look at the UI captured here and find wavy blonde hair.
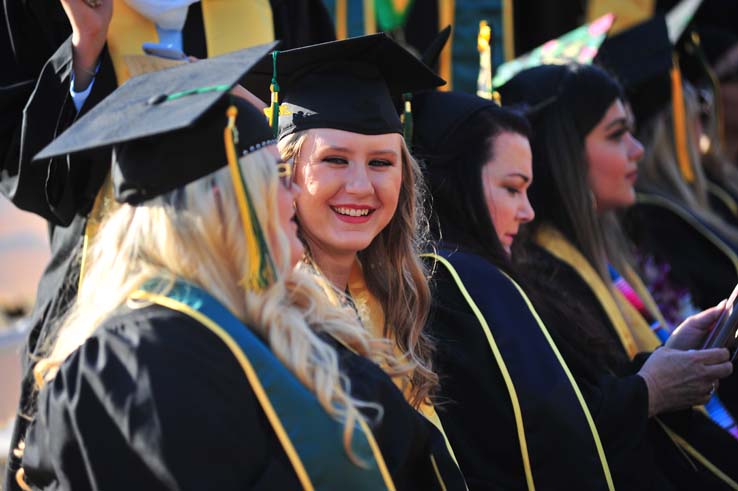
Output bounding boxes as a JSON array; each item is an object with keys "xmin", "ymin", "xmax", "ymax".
[
  {"xmin": 638, "ymin": 82, "xmax": 738, "ymax": 245},
  {"xmin": 35, "ymin": 147, "xmax": 400, "ymax": 459},
  {"xmin": 279, "ymin": 131, "xmax": 436, "ymax": 408}
]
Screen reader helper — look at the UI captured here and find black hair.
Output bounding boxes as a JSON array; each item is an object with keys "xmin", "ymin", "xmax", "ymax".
[{"xmin": 420, "ymin": 104, "xmax": 531, "ymax": 275}]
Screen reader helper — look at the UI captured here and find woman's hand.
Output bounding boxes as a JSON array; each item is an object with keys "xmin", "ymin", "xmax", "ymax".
[
  {"xmin": 638, "ymin": 346, "xmax": 733, "ymax": 417},
  {"xmin": 666, "ymin": 301, "xmax": 725, "ymax": 351},
  {"xmin": 60, "ymin": 0, "xmax": 113, "ymax": 90}
]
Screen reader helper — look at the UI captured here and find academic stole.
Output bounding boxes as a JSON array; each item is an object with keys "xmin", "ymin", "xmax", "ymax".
[
  {"xmin": 131, "ymin": 280, "xmax": 395, "ymax": 491},
  {"xmin": 424, "ymin": 250, "xmax": 614, "ymax": 491},
  {"xmin": 535, "ymin": 225, "xmax": 738, "ymax": 489},
  {"xmin": 346, "ymin": 261, "xmax": 462, "ymax": 468},
  {"xmin": 79, "ymin": 0, "xmax": 275, "ymax": 286}
]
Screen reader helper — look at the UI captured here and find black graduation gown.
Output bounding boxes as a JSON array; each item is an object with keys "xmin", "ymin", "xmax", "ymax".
[
  {"xmin": 19, "ymin": 303, "xmax": 464, "ymax": 491},
  {"xmin": 522, "ymin": 242, "xmax": 738, "ymax": 490},
  {"xmin": 704, "ymin": 172, "xmax": 738, "ymax": 228},
  {"xmin": 426, "ymin": 250, "xmax": 612, "ymax": 490},
  {"xmin": 1, "ymin": 3, "xmax": 334, "ymax": 488},
  {"xmin": 623, "ymin": 190, "xmax": 738, "ymax": 311}
]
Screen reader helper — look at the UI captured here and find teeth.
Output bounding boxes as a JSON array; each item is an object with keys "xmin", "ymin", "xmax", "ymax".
[{"xmin": 334, "ymin": 207, "xmax": 371, "ymax": 217}]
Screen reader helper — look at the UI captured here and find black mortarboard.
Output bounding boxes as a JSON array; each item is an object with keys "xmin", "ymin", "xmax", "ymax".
[
  {"xmin": 595, "ymin": 0, "xmax": 707, "ymax": 124},
  {"xmin": 498, "ymin": 64, "xmax": 623, "ymax": 140},
  {"xmin": 595, "ymin": 15, "xmax": 673, "ymax": 124},
  {"xmin": 34, "ymin": 42, "xmax": 279, "ymax": 205},
  {"xmin": 411, "ymin": 91, "xmax": 497, "ymax": 158},
  {"xmin": 242, "ymin": 33, "xmax": 446, "ymax": 139}
]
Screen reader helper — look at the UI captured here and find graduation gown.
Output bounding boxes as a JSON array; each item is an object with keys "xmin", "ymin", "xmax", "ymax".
[
  {"xmin": 18, "ymin": 301, "xmax": 464, "ymax": 491},
  {"xmin": 704, "ymin": 172, "xmax": 738, "ymax": 228},
  {"xmin": 425, "ymin": 248, "xmax": 613, "ymax": 490},
  {"xmin": 523, "ymin": 237, "xmax": 738, "ymax": 490},
  {"xmin": 1, "ymin": 3, "xmax": 334, "ymax": 488},
  {"xmin": 623, "ymin": 190, "xmax": 738, "ymax": 311}
]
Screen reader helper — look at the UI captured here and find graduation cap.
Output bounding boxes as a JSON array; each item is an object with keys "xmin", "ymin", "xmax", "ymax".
[
  {"xmin": 241, "ymin": 33, "xmax": 446, "ymax": 140},
  {"xmin": 34, "ymin": 42, "xmax": 281, "ymax": 290},
  {"xmin": 594, "ymin": 15, "xmax": 673, "ymax": 125},
  {"xmin": 497, "ymin": 63, "xmax": 623, "ymax": 141},
  {"xmin": 411, "ymin": 91, "xmax": 498, "ymax": 159},
  {"xmin": 35, "ymin": 42, "xmax": 279, "ymax": 204}
]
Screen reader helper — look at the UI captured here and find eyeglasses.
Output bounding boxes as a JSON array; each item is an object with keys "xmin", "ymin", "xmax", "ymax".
[{"xmin": 276, "ymin": 157, "xmax": 294, "ymax": 189}]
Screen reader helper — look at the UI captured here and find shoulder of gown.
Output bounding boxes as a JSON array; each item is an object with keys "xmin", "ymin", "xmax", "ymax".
[{"xmin": 22, "ymin": 303, "xmax": 299, "ymax": 490}]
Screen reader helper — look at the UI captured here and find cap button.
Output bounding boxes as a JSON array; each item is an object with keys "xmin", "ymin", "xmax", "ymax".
[{"xmin": 148, "ymin": 94, "xmax": 168, "ymax": 105}]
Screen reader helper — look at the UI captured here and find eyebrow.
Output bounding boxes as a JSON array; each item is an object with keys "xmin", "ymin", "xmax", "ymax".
[
  {"xmin": 317, "ymin": 145, "xmax": 352, "ymax": 153},
  {"xmin": 605, "ymin": 117, "xmax": 629, "ymax": 131},
  {"xmin": 369, "ymin": 149, "xmax": 400, "ymax": 158},
  {"xmin": 316, "ymin": 145, "xmax": 399, "ymax": 158},
  {"xmin": 506, "ymin": 172, "xmax": 530, "ymax": 183}
]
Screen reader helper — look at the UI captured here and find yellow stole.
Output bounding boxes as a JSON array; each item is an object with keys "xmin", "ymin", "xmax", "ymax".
[
  {"xmin": 107, "ymin": 0, "xmax": 275, "ymax": 84},
  {"xmin": 346, "ymin": 261, "xmax": 462, "ymax": 468},
  {"xmin": 313, "ymin": 260, "xmax": 461, "ymax": 467},
  {"xmin": 535, "ymin": 225, "xmax": 661, "ymax": 358}
]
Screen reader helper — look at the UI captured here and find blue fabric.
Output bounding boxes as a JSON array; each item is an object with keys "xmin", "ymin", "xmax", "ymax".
[
  {"xmin": 69, "ymin": 61, "xmax": 100, "ymax": 112},
  {"xmin": 156, "ymin": 27, "xmax": 184, "ymax": 51}
]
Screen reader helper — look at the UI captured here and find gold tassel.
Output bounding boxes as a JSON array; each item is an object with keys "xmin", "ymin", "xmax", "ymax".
[
  {"xmin": 671, "ymin": 54, "xmax": 696, "ymax": 183},
  {"xmin": 224, "ymin": 105, "xmax": 275, "ymax": 290}
]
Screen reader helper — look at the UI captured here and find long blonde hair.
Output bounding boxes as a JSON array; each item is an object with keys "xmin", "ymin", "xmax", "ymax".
[
  {"xmin": 35, "ymin": 148, "xmax": 397, "ymax": 457},
  {"xmin": 279, "ymin": 131, "xmax": 436, "ymax": 408},
  {"xmin": 637, "ymin": 82, "xmax": 738, "ymax": 245}
]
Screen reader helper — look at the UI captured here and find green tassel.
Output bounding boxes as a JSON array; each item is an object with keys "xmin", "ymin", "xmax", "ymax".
[
  {"xmin": 237, "ymin": 163, "xmax": 276, "ymax": 289},
  {"xmin": 269, "ymin": 50, "xmax": 281, "ymax": 139}
]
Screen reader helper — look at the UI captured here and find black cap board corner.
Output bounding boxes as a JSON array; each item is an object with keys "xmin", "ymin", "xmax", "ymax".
[{"xmin": 34, "ymin": 42, "xmax": 279, "ymax": 204}]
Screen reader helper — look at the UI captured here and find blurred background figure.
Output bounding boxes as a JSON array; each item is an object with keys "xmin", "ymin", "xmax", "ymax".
[{"xmin": 0, "ymin": 195, "xmax": 49, "ymax": 480}]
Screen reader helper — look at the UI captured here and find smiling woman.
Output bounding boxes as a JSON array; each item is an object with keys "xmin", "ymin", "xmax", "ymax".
[
  {"xmin": 290, "ymin": 129, "xmax": 403, "ymax": 263},
  {"xmin": 264, "ymin": 33, "xmax": 466, "ymax": 488},
  {"xmin": 268, "ymin": 34, "xmax": 445, "ymax": 409}
]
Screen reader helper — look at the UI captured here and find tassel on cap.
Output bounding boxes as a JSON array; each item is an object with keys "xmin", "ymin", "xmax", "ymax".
[
  {"xmin": 268, "ymin": 51, "xmax": 281, "ymax": 138},
  {"xmin": 224, "ymin": 104, "xmax": 276, "ymax": 290},
  {"xmin": 670, "ymin": 53, "xmax": 695, "ymax": 183}
]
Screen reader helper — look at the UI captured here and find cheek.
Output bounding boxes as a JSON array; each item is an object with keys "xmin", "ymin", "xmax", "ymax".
[
  {"xmin": 375, "ymin": 168, "xmax": 403, "ymax": 211},
  {"xmin": 295, "ymin": 165, "xmax": 336, "ymax": 210},
  {"xmin": 588, "ymin": 146, "xmax": 621, "ymax": 189},
  {"xmin": 487, "ymin": 188, "xmax": 515, "ymax": 231},
  {"xmin": 277, "ymin": 186, "xmax": 292, "ymax": 220}
]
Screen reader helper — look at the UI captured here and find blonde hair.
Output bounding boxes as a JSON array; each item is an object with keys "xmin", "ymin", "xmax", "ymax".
[
  {"xmin": 638, "ymin": 82, "xmax": 738, "ymax": 245},
  {"xmin": 279, "ymin": 131, "xmax": 436, "ymax": 408},
  {"xmin": 35, "ymin": 148, "xmax": 396, "ymax": 459}
]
